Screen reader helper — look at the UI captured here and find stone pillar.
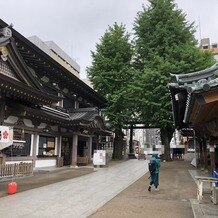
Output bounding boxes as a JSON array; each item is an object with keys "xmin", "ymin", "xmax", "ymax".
[
  {"xmin": 31, "ymin": 133, "xmax": 38, "ymax": 168},
  {"xmin": 71, "ymin": 134, "xmax": 78, "ymax": 166},
  {"xmin": 56, "ymin": 136, "xmax": 62, "ymax": 157},
  {"xmin": 87, "ymin": 136, "xmax": 93, "ymax": 161}
]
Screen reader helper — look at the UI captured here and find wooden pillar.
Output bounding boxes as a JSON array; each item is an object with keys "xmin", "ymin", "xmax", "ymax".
[
  {"xmin": 71, "ymin": 134, "xmax": 78, "ymax": 166},
  {"xmin": 199, "ymin": 140, "xmax": 204, "ymax": 170},
  {"xmin": 0, "ymin": 153, "xmax": 6, "ymax": 165},
  {"xmin": 185, "ymin": 137, "xmax": 189, "ymax": 154},
  {"xmin": 87, "ymin": 136, "xmax": 92, "ymax": 161},
  {"xmin": 75, "ymin": 100, "xmax": 79, "ymax": 109},
  {"xmin": 202, "ymin": 138, "xmax": 208, "ymax": 172}
]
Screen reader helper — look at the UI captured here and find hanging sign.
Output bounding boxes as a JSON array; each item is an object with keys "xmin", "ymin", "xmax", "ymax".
[
  {"xmin": 0, "ymin": 126, "xmax": 13, "ymax": 150},
  {"xmin": 0, "ymin": 126, "xmax": 10, "ymax": 143},
  {"xmin": 93, "ymin": 150, "xmax": 106, "ymax": 165},
  {"xmin": 210, "ymin": 146, "xmax": 215, "ymax": 152}
]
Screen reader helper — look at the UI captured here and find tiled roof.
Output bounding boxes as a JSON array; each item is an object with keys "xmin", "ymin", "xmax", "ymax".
[
  {"xmin": 169, "ymin": 63, "xmax": 218, "ymax": 129},
  {"xmin": 169, "ymin": 63, "xmax": 218, "ymax": 93},
  {"xmin": 69, "ymin": 108, "xmax": 99, "ymax": 123}
]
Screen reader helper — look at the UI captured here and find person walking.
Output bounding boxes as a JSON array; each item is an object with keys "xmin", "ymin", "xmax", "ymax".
[{"xmin": 148, "ymin": 154, "xmax": 160, "ymax": 192}]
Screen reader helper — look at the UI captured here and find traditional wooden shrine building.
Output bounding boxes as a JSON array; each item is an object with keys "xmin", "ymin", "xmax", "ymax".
[
  {"xmin": 169, "ymin": 63, "xmax": 218, "ymax": 172},
  {"xmin": 0, "ymin": 19, "xmax": 111, "ymax": 171}
]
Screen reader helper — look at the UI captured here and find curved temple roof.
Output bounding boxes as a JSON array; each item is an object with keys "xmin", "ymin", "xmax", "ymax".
[
  {"xmin": 0, "ymin": 26, "xmax": 60, "ymax": 105},
  {"xmin": 0, "ymin": 19, "xmax": 106, "ymax": 109},
  {"xmin": 169, "ymin": 63, "xmax": 218, "ymax": 137},
  {"xmin": 0, "ymin": 20, "xmax": 110, "ymax": 136}
]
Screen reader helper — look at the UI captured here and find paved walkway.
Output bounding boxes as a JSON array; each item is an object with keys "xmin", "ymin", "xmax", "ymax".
[
  {"xmin": 0, "ymin": 159, "xmax": 147, "ymax": 218},
  {"xmin": 0, "ymin": 159, "xmax": 218, "ymax": 218},
  {"xmin": 90, "ymin": 160, "xmax": 197, "ymax": 218}
]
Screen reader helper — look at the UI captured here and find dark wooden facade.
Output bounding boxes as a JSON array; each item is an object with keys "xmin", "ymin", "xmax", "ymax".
[
  {"xmin": 169, "ymin": 64, "xmax": 218, "ymax": 172},
  {"xmin": 0, "ymin": 20, "xmax": 111, "ymax": 168}
]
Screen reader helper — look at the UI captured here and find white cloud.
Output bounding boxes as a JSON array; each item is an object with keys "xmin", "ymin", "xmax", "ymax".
[{"xmin": 1, "ymin": 0, "xmax": 218, "ymax": 78}]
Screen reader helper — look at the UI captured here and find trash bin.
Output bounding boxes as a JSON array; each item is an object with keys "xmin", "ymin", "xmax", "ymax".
[{"xmin": 212, "ymin": 170, "xmax": 218, "ymax": 187}]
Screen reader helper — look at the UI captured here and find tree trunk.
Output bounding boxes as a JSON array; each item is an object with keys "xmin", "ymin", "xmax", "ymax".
[
  {"xmin": 112, "ymin": 129, "xmax": 124, "ymax": 160},
  {"xmin": 161, "ymin": 127, "xmax": 174, "ymax": 161}
]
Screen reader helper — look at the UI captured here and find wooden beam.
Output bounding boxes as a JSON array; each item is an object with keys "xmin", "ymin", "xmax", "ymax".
[{"xmin": 202, "ymin": 89, "xmax": 218, "ymax": 104}]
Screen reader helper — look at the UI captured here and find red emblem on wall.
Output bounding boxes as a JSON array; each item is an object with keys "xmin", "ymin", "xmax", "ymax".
[{"xmin": 3, "ymin": 130, "xmax": 9, "ymax": 139}]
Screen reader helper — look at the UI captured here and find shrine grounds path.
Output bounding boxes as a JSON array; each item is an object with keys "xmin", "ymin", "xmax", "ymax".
[
  {"xmin": 0, "ymin": 159, "xmax": 218, "ymax": 217},
  {"xmin": 0, "ymin": 160, "xmax": 126, "ymax": 198},
  {"xmin": 90, "ymin": 160, "xmax": 197, "ymax": 218}
]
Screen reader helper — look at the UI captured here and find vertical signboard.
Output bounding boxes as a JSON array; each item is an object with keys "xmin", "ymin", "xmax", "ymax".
[
  {"xmin": 93, "ymin": 150, "xmax": 106, "ymax": 165},
  {"xmin": 0, "ymin": 126, "xmax": 13, "ymax": 150}
]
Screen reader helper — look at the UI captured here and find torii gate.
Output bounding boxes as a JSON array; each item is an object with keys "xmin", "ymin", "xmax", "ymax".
[{"xmin": 124, "ymin": 124, "xmax": 160, "ymax": 158}]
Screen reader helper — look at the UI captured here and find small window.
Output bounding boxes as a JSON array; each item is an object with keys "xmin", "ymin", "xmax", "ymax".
[
  {"xmin": 63, "ymin": 97, "xmax": 75, "ymax": 110},
  {"xmin": 202, "ymin": 45, "xmax": 209, "ymax": 49},
  {"xmin": 212, "ymin": 44, "xmax": 218, "ymax": 48},
  {"xmin": 38, "ymin": 136, "xmax": 55, "ymax": 157}
]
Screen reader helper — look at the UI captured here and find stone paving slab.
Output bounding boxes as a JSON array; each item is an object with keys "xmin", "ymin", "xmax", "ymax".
[
  {"xmin": 90, "ymin": 160, "xmax": 197, "ymax": 218},
  {"xmin": 1, "ymin": 159, "xmax": 218, "ymax": 218},
  {"xmin": 0, "ymin": 159, "xmax": 147, "ymax": 218}
]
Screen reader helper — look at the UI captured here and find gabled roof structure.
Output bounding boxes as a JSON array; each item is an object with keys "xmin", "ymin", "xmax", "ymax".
[
  {"xmin": 0, "ymin": 26, "xmax": 60, "ymax": 105},
  {"xmin": 0, "ymin": 19, "xmax": 106, "ymax": 109},
  {"xmin": 0, "ymin": 21, "xmax": 110, "ymax": 137},
  {"xmin": 169, "ymin": 63, "xmax": 218, "ymax": 137}
]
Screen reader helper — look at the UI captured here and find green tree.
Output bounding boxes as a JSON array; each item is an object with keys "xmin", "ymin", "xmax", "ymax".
[
  {"xmin": 133, "ymin": 0, "xmax": 215, "ymax": 160},
  {"xmin": 87, "ymin": 23, "xmax": 135, "ymax": 159}
]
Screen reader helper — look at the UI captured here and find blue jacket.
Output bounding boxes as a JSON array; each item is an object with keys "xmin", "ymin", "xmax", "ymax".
[{"xmin": 150, "ymin": 156, "xmax": 160, "ymax": 173}]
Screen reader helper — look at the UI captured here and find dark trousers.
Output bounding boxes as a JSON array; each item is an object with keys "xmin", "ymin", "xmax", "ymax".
[{"xmin": 150, "ymin": 172, "xmax": 159, "ymax": 187}]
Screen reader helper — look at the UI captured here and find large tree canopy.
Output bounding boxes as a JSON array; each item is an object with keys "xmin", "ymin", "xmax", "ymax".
[
  {"xmin": 87, "ymin": 0, "xmax": 215, "ymax": 161},
  {"xmin": 134, "ymin": 0, "xmax": 214, "ymax": 72},
  {"xmin": 133, "ymin": 0, "xmax": 215, "ymax": 160},
  {"xmin": 87, "ymin": 23, "xmax": 135, "ymax": 159}
]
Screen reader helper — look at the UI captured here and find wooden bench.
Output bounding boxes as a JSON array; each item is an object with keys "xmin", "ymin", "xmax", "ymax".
[{"xmin": 195, "ymin": 176, "xmax": 218, "ymax": 204}]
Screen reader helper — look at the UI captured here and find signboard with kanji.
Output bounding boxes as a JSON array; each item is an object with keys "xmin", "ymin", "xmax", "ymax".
[{"xmin": 93, "ymin": 150, "xmax": 106, "ymax": 165}]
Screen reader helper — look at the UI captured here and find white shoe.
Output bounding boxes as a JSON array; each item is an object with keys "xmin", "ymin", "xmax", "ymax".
[{"xmin": 155, "ymin": 188, "xmax": 159, "ymax": 191}]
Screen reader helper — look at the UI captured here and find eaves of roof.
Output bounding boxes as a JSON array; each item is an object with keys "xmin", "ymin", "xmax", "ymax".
[
  {"xmin": 0, "ymin": 19, "xmax": 107, "ymax": 108},
  {"xmin": 169, "ymin": 64, "xmax": 218, "ymax": 129}
]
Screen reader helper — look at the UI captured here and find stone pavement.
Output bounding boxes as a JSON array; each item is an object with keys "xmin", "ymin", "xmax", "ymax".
[
  {"xmin": 0, "ymin": 166, "xmax": 94, "ymax": 198},
  {"xmin": 0, "ymin": 159, "xmax": 146, "ymax": 218},
  {"xmin": 89, "ymin": 161, "xmax": 218, "ymax": 218},
  {"xmin": 189, "ymin": 169, "xmax": 218, "ymax": 218},
  {"xmin": 0, "ymin": 159, "xmax": 218, "ymax": 218}
]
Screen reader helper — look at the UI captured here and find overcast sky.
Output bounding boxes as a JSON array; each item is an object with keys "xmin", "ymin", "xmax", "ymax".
[{"xmin": 1, "ymin": 0, "xmax": 218, "ymax": 78}]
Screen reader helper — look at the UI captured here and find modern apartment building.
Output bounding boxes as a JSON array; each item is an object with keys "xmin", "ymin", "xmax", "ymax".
[
  {"xmin": 28, "ymin": 36, "xmax": 80, "ymax": 78},
  {"xmin": 200, "ymin": 38, "xmax": 218, "ymax": 61}
]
